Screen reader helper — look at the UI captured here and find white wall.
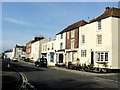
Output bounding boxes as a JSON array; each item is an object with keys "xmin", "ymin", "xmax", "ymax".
[
  {"xmin": 31, "ymin": 39, "xmax": 48, "ymax": 62},
  {"xmin": 46, "ymin": 40, "xmax": 56, "ymax": 66},
  {"xmin": 118, "ymin": 18, "xmax": 120, "ymax": 69},
  {"xmin": 79, "ymin": 17, "xmax": 113, "ymax": 68},
  {"xmin": 111, "ymin": 17, "xmax": 119, "ymax": 69},
  {"xmin": 55, "ymin": 33, "xmax": 66, "ymax": 51},
  {"xmin": 55, "ymin": 33, "xmax": 66, "ymax": 65}
]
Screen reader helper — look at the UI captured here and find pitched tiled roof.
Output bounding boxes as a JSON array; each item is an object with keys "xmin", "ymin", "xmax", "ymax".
[
  {"xmin": 90, "ymin": 7, "xmax": 120, "ymax": 23},
  {"xmin": 57, "ymin": 20, "xmax": 88, "ymax": 35}
]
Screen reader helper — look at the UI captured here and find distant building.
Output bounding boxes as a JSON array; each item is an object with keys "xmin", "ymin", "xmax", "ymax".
[
  {"xmin": 30, "ymin": 35, "xmax": 48, "ymax": 62},
  {"xmin": 26, "ymin": 41, "xmax": 32, "ymax": 59},
  {"xmin": 4, "ymin": 49, "xmax": 13, "ymax": 59},
  {"xmin": 13, "ymin": 44, "xmax": 26, "ymax": 59}
]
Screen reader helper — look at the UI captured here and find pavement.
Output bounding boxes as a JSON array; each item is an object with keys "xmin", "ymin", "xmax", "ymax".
[{"xmin": 2, "ymin": 60, "xmax": 21, "ymax": 90}]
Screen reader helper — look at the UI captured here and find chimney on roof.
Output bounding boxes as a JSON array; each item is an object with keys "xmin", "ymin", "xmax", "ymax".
[{"xmin": 106, "ymin": 7, "xmax": 110, "ymax": 10}]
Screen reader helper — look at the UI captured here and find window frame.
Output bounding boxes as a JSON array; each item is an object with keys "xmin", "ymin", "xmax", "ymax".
[
  {"xmin": 96, "ymin": 52, "xmax": 108, "ymax": 62},
  {"xmin": 97, "ymin": 34, "xmax": 102, "ymax": 45},
  {"xmin": 61, "ymin": 33, "xmax": 63, "ymax": 39},
  {"xmin": 81, "ymin": 35, "xmax": 85, "ymax": 44},
  {"xmin": 98, "ymin": 20, "xmax": 101, "ymax": 30},
  {"xmin": 60, "ymin": 42, "xmax": 63, "ymax": 50},
  {"xmin": 81, "ymin": 50, "xmax": 87, "ymax": 57},
  {"xmin": 71, "ymin": 30, "xmax": 75, "ymax": 38},
  {"xmin": 71, "ymin": 40, "xmax": 74, "ymax": 49},
  {"xmin": 67, "ymin": 32, "xmax": 69, "ymax": 39}
]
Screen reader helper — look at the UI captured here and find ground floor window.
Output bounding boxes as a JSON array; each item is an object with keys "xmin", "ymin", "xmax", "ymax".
[
  {"xmin": 67, "ymin": 53, "xmax": 71, "ymax": 62},
  {"xmin": 81, "ymin": 50, "xmax": 87, "ymax": 57},
  {"xmin": 96, "ymin": 52, "xmax": 108, "ymax": 62},
  {"xmin": 72, "ymin": 52, "xmax": 76, "ymax": 62}
]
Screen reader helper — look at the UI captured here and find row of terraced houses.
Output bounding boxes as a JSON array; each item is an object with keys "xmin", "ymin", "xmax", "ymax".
[{"xmin": 3, "ymin": 7, "xmax": 120, "ymax": 70}]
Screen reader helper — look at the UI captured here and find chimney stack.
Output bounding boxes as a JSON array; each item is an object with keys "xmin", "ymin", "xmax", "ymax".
[{"xmin": 106, "ymin": 7, "xmax": 110, "ymax": 10}]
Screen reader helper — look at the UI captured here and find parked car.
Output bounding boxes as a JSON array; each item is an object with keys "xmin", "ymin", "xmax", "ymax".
[
  {"xmin": 12, "ymin": 58, "xmax": 18, "ymax": 62},
  {"xmin": 35, "ymin": 58, "xmax": 47, "ymax": 67}
]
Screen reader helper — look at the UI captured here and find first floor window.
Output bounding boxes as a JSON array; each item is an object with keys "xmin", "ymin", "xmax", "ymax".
[
  {"xmin": 96, "ymin": 52, "xmax": 108, "ymax": 62},
  {"xmin": 81, "ymin": 35, "xmax": 85, "ymax": 44},
  {"xmin": 97, "ymin": 34, "xmax": 102, "ymax": 44},
  {"xmin": 60, "ymin": 43, "xmax": 63, "ymax": 50},
  {"xmin": 67, "ymin": 32, "xmax": 69, "ymax": 39},
  {"xmin": 71, "ymin": 40, "xmax": 74, "ymax": 49},
  {"xmin": 71, "ymin": 30, "xmax": 75, "ymax": 38}
]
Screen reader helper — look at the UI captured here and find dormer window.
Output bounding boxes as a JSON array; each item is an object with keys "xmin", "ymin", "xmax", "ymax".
[{"xmin": 98, "ymin": 20, "xmax": 101, "ymax": 30}]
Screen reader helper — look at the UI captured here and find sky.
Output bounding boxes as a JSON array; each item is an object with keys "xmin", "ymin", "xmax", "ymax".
[{"xmin": 1, "ymin": 2, "xmax": 118, "ymax": 52}]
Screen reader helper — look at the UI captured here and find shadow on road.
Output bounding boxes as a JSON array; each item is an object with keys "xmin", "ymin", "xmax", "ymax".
[{"xmin": 10, "ymin": 62, "xmax": 45, "ymax": 72}]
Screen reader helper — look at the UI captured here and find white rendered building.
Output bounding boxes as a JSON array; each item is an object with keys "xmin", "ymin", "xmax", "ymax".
[
  {"xmin": 55, "ymin": 33, "xmax": 66, "ymax": 65},
  {"xmin": 78, "ymin": 7, "xmax": 120, "ymax": 70}
]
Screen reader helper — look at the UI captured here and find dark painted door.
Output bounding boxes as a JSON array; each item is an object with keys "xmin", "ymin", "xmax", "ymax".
[
  {"xmin": 59, "ymin": 54, "xmax": 63, "ymax": 63},
  {"xmin": 91, "ymin": 52, "xmax": 94, "ymax": 64}
]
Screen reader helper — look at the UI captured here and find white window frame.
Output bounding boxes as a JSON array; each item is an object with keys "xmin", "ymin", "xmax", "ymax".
[
  {"xmin": 81, "ymin": 50, "xmax": 87, "ymax": 57},
  {"xmin": 71, "ymin": 30, "xmax": 75, "ymax": 38},
  {"xmin": 72, "ymin": 52, "xmax": 76, "ymax": 62},
  {"xmin": 68, "ymin": 53, "xmax": 71, "ymax": 62},
  {"xmin": 61, "ymin": 33, "xmax": 63, "ymax": 39},
  {"xmin": 60, "ymin": 42, "xmax": 63, "ymax": 50},
  {"xmin": 97, "ymin": 34, "xmax": 102, "ymax": 45},
  {"xmin": 67, "ymin": 32, "xmax": 69, "ymax": 39},
  {"xmin": 96, "ymin": 52, "xmax": 108, "ymax": 62},
  {"xmin": 71, "ymin": 40, "xmax": 74, "ymax": 49},
  {"xmin": 81, "ymin": 35, "xmax": 85, "ymax": 44},
  {"xmin": 98, "ymin": 20, "xmax": 101, "ymax": 30}
]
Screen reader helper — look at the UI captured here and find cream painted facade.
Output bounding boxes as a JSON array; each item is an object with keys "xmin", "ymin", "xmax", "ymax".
[
  {"xmin": 42, "ymin": 40, "xmax": 56, "ymax": 66},
  {"xmin": 31, "ymin": 39, "xmax": 48, "ymax": 62},
  {"xmin": 78, "ymin": 17, "xmax": 120, "ymax": 69},
  {"xmin": 55, "ymin": 33, "xmax": 66, "ymax": 65}
]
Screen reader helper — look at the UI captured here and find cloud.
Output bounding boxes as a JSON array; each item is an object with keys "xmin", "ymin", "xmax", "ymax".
[{"xmin": 4, "ymin": 17, "xmax": 35, "ymax": 26}]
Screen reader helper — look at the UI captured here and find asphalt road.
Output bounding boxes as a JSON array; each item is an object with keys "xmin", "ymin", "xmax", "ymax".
[{"xmin": 10, "ymin": 61, "xmax": 120, "ymax": 90}]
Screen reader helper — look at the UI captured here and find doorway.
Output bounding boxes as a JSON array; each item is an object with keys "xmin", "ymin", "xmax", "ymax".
[
  {"xmin": 59, "ymin": 54, "xmax": 63, "ymax": 63},
  {"xmin": 91, "ymin": 52, "xmax": 94, "ymax": 64}
]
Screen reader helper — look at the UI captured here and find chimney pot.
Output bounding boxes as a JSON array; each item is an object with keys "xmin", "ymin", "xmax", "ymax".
[{"xmin": 106, "ymin": 7, "xmax": 110, "ymax": 10}]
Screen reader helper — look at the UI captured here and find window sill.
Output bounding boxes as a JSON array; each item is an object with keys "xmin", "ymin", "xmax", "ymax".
[
  {"xmin": 96, "ymin": 61, "xmax": 108, "ymax": 64},
  {"xmin": 96, "ymin": 44, "xmax": 102, "ymax": 47}
]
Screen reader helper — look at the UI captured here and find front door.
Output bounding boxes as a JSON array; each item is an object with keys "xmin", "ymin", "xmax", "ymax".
[
  {"xmin": 59, "ymin": 54, "xmax": 63, "ymax": 63},
  {"xmin": 91, "ymin": 52, "xmax": 94, "ymax": 64}
]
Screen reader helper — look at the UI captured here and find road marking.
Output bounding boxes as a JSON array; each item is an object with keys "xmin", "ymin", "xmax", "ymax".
[{"xmin": 19, "ymin": 72, "xmax": 37, "ymax": 90}]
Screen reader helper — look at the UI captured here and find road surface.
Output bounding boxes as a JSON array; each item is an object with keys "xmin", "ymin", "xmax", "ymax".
[{"xmin": 10, "ymin": 61, "xmax": 120, "ymax": 90}]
